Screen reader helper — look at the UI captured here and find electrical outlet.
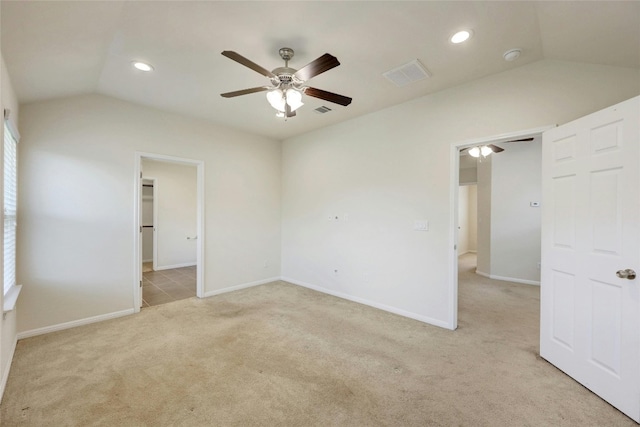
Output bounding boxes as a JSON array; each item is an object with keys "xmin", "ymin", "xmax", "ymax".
[{"xmin": 263, "ymin": 261, "xmax": 269, "ymax": 269}]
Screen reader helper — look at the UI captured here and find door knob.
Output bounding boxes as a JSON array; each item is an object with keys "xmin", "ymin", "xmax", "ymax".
[{"xmin": 616, "ymin": 269, "xmax": 636, "ymax": 280}]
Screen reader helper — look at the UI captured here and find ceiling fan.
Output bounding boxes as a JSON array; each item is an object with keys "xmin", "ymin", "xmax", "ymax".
[
  {"xmin": 460, "ymin": 137, "xmax": 534, "ymax": 157},
  {"xmin": 220, "ymin": 47, "xmax": 352, "ymax": 118}
]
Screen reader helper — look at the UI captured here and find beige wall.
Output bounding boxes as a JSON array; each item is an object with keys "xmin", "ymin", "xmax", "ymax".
[
  {"xmin": 281, "ymin": 59, "xmax": 640, "ymax": 328},
  {"xmin": 458, "ymin": 185, "xmax": 478, "ymax": 255},
  {"xmin": 490, "ymin": 140, "xmax": 542, "ymax": 284},
  {"xmin": 467, "ymin": 185, "xmax": 477, "ymax": 253},
  {"xmin": 16, "ymin": 94, "xmax": 282, "ymax": 334},
  {"xmin": 458, "ymin": 185, "xmax": 470, "ymax": 255},
  {"xmin": 142, "ymin": 159, "xmax": 197, "ymax": 269},
  {"xmin": 476, "ymin": 157, "xmax": 492, "ymax": 277}
]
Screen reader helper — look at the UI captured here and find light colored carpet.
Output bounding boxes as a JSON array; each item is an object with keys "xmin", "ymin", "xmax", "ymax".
[{"xmin": 0, "ymin": 254, "xmax": 634, "ymax": 426}]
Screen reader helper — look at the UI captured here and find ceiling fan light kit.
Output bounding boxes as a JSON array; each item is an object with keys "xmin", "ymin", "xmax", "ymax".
[
  {"xmin": 462, "ymin": 137, "xmax": 534, "ymax": 158},
  {"xmin": 468, "ymin": 146, "xmax": 481, "ymax": 158},
  {"xmin": 468, "ymin": 145, "xmax": 495, "ymax": 158},
  {"xmin": 267, "ymin": 87, "xmax": 304, "ymax": 114},
  {"xmin": 220, "ymin": 47, "xmax": 352, "ymax": 119}
]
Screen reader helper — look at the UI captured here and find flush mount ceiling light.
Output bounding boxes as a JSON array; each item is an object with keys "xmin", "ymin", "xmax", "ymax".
[
  {"xmin": 450, "ymin": 30, "xmax": 473, "ymax": 44},
  {"xmin": 132, "ymin": 61, "xmax": 154, "ymax": 72}
]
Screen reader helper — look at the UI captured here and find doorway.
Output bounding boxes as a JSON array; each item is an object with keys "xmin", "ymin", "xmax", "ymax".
[
  {"xmin": 141, "ymin": 178, "xmax": 156, "ymax": 273},
  {"xmin": 134, "ymin": 152, "xmax": 205, "ymax": 312},
  {"xmin": 457, "ymin": 183, "xmax": 478, "ymax": 284},
  {"xmin": 449, "ymin": 126, "xmax": 551, "ymax": 329}
]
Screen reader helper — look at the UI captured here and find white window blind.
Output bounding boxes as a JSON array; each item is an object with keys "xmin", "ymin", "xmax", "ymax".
[{"xmin": 4, "ymin": 121, "xmax": 18, "ymax": 295}]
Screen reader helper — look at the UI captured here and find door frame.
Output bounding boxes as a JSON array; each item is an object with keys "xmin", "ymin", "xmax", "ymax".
[
  {"xmin": 133, "ymin": 152, "xmax": 205, "ymax": 312},
  {"xmin": 447, "ymin": 125, "xmax": 553, "ymax": 329}
]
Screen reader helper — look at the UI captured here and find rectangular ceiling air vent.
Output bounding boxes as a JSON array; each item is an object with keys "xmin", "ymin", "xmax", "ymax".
[
  {"xmin": 314, "ymin": 106, "xmax": 332, "ymax": 114},
  {"xmin": 383, "ymin": 59, "xmax": 431, "ymax": 87}
]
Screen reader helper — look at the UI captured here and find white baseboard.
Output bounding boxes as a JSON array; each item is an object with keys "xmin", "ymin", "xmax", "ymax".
[
  {"xmin": 475, "ymin": 269, "xmax": 490, "ymax": 278},
  {"xmin": 17, "ymin": 309, "xmax": 135, "ymax": 340},
  {"xmin": 203, "ymin": 276, "xmax": 281, "ymax": 298},
  {"xmin": 281, "ymin": 276, "xmax": 452, "ymax": 330},
  {"xmin": 0, "ymin": 335, "xmax": 18, "ymax": 404},
  {"xmin": 458, "ymin": 250, "xmax": 477, "ymax": 256},
  {"xmin": 142, "ymin": 258, "xmax": 153, "ymax": 263},
  {"xmin": 475, "ymin": 269, "xmax": 540, "ymax": 286},
  {"xmin": 155, "ymin": 262, "xmax": 196, "ymax": 271}
]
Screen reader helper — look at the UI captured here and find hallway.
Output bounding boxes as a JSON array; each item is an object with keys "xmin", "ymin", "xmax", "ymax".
[{"xmin": 142, "ymin": 266, "xmax": 196, "ymax": 307}]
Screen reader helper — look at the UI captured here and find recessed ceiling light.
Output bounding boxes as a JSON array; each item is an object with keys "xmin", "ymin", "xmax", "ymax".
[
  {"xmin": 132, "ymin": 61, "xmax": 154, "ymax": 72},
  {"xmin": 450, "ymin": 30, "xmax": 472, "ymax": 44}
]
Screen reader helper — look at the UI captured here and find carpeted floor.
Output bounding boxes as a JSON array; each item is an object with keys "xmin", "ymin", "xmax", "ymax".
[{"xmin": 0, "ymin": 254, "xmax": 634, "ymax": 426}]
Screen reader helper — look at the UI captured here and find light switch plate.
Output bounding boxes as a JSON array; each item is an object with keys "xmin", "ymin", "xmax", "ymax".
[{"xmin": 414, "ymin": 220, "xmax": 429, "ymax": 231}]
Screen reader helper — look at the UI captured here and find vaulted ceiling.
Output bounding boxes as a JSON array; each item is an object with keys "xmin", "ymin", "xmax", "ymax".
[{"xmin": 2, "ymin": 1, "xmax": 639, "ymax": 140}]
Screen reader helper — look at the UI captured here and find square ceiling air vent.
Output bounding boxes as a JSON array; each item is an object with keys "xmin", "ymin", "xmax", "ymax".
[
  {"xmin": 314, "ymin": 106, "xmax": 332, "ymax": 114},
  {"xmin": 383, "ymin": 59, "xmax": 431, "ymax": 87}
]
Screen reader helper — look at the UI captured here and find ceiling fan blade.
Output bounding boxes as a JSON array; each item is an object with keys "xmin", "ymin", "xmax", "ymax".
[
  {"xmin": 220, "ymin": 87, "xmax": 270, "ymax": 98},
  {"xmin": 488, "ymin": 144, "xmax": 504, "ymax": 153},
  {"xmin": 505, "ymin": 137, "xmax": 534, "ymax": 143},
  {"xmin": 294, "ymin": 53, "xmax": 340, "ymax": 81},
  {"xmin": 221, "ymin": 51, "xmax": 275, "ymax": 78},
  {"xmin": 304, "ymin": 87, "xmax": 352, "ymax": 106}
]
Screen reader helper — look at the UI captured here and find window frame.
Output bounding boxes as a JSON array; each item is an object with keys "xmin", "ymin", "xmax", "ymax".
[{"xmin": 3, "ymin": 111, "xmax": 21, "ymax": 312}]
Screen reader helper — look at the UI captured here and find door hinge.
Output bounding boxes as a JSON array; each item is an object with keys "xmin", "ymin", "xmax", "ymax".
[
  {"xmin": 140, "ymin": 280, "xmax": 142, "ymax": 288},
  {"xmin": 139, "ymin": 226, "xmax": 142, "ymax": 233},
  {"xmin": 140, "ymin": 171, "xmax": 143, "ymax": 179}
]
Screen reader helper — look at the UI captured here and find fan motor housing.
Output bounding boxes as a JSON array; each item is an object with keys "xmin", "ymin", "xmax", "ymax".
[
  {"xmin": 278, "ymin": 47, "xmax": 294, "ymax": 62},
  {"xmin": 271, "ymin": 67, "xmax": 299, "ymax": 85}
]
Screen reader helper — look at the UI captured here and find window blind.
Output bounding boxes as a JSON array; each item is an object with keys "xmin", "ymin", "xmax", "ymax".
[{"xmin": 4, "ymin": 121, "xmax": 17, "ymax": 294}]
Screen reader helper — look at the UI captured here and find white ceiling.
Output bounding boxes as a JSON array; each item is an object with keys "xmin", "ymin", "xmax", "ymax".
[{"xmin": 2, "ymin": 1, "xmax": 639, "ymax": 140}]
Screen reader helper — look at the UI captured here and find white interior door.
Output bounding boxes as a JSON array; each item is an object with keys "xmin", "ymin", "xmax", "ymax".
[{"xmin": 540, "ymin": 96, "xmax": 639, "ymax": 421}]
